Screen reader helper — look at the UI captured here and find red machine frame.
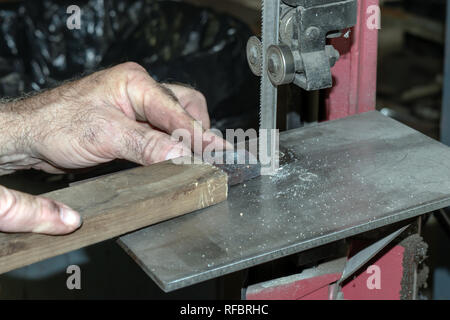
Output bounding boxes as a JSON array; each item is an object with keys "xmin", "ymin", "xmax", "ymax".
[
  {"xmin": 246, "ymin": 0, "xmax": 414, "ymax": 300},
  {"xmin": 325, "ymin": 0, "xmax": 379, "ymax": 120}
]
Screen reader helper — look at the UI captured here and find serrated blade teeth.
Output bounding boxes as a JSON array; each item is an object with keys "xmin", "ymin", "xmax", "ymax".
[
  {"xmin": 258, "ymin": 0, "xmax": 280, "ymax": 173},
  {"xmin": 259, "ymin": 0, "xmax": 280, "ymax": 130}
]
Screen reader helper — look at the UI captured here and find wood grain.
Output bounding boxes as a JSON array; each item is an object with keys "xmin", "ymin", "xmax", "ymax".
[{"xmin": 0, "ymin": 158, "xmax": 228, "ymax": 275}]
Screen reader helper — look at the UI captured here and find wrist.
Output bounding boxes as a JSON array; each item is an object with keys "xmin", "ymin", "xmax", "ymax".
[{"xmin": 0, "ymin": 100, "xmax": 34, "ymax": 174}]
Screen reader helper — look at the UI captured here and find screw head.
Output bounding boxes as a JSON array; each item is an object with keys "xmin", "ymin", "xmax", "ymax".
[{"xmin": 306, "ymin": 26, "xmax": 320, "ymax": 40}]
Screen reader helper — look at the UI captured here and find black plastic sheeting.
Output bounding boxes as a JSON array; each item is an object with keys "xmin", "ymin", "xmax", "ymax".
[
  {"xmin": 0, "ymin": 0, "xmax": 259, "ymax": 130},
  {"xmin": 406, "ymin": 0, "xmax": 446, "ymax": 22}
]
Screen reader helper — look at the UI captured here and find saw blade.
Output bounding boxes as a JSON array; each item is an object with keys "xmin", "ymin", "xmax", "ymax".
[{"xmin": 259, "ymin": 0, "xmax": 280, "ymax": 174}]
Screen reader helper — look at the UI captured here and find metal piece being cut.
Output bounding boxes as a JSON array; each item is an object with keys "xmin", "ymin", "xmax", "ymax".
[
  {"xmin": 209, "ymin": 150, "xmax": 261, "ymax": 186},
  {"xmin": 119, "ymin": 112, "xmax": 450, "ymax": 292}
]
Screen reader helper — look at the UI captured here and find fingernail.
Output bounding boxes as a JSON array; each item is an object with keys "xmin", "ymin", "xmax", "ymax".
[{"xmin": 60, "ymin": 207, "xmax": 82, "ymax": 228}]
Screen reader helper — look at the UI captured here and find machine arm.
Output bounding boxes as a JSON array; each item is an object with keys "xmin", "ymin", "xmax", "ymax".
[{"xmin": 247, "ymin": 0, "xmax": 357, "ymax": 91}]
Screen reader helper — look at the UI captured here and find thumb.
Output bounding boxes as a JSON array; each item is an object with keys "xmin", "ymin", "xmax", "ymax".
[{"xmin": 0, "ymin": 186, "xmax": 82, "ymax": 235}]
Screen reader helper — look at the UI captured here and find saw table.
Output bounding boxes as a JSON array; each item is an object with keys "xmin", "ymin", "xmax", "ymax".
[
  {"xmin": 117, "ymin": 0, "xmax": 430, "ymax": 299},
  {"xmin": 119, "ymin": 111, "xmax": 450, "ymax": 297}
]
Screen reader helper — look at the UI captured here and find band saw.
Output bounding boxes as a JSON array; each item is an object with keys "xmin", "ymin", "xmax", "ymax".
[{"xmin": 118, "ymin": 0, "xmax": 450, "ymax": 299}]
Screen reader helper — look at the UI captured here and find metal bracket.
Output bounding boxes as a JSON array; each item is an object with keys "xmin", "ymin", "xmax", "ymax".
[{"xmin": 247, "ymin": 0, "xmax": 357, "ymax": 91}]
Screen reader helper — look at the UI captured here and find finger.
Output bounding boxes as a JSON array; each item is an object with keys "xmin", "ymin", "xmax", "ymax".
[
  {"xmin": 161, "ymin": 83, "xmax": 211, "ymax": 129},
  {"xmin": 0, "ymin": 186, "xmax": 82, "ymax": 235},
  {"xmin": 128, "ymin": 73, "xmax": 204, "ymax": 139},
  {"xmin": 120, "ymin": 64, "xmax": 231, "ymax": 152},
  {"xmin": 138, "ymin": 81, "xmax": 231, "ymax": 152},
  {"xmin": 113, "ymin": 116, "xmax": 192, "ymax": 165},
  {"xmin": 32, "ymin": 162, "xmax": 67, "ymax": 174}
]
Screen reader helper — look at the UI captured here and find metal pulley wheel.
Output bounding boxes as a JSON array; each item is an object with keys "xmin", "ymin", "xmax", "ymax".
[
  {"xmin": 246, "ymin": 36, "xmax": 263, "ymax": 77},
  {"xmin": 266, "ymin": 44, "xmax": 296, "ymax": 86}
]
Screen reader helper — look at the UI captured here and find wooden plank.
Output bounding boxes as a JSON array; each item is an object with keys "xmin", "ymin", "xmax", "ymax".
[{"xmin": 0, "ymin": 158, "xmax": 228, "ymax": 275}]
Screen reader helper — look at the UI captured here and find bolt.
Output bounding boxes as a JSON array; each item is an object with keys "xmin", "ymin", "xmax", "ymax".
[
  {"xmin": 325, "ymin": 45, "xmax": 340, "ymax": 67},
  {"xmin": 305, "ymin": 26, "xmax": 320, "ymax": 40}
]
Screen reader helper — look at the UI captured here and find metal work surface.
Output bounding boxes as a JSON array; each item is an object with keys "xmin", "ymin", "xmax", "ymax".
[{"xmin": 119, "ymin": 111, "xmax": 450, "ymax": 292}]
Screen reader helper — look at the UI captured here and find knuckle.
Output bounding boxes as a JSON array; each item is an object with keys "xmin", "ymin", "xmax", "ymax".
[
  {"xmin": 32, "ymin": 198, "xmax": 67, "ymax": 235},
  {"xmin": 117, "ymin": 61, "xmax": 147, "ymax": 74},
  {"xmin": 0, "ymin": 186, "xmax": 16, "ymax": 222},
  {"xmin": 142, "ymin": 134, "xmax": 161, "ymax": 165},
  {"xmin": 40, "ymin": 197, "xmax": 60, "ymax": 214},
  {"xmin": 195, "ymin": 91, "xmax": 207, "ymax": 107},
  {"xmin": 79, "ymin": 115, "xmax": 111, "ymax": 145},
  {"xmin": 120, "ymin": 128, "xmax": 147, "ymax": 163},
  {"xmin": 111, "ymin": 62, "xmax": 155, "ymax": 91},
  {"xmin": 143, "ymin": 132, "xmax": 172, "ymax": 164},
  {"xmin": 106, "ymin": 62, "xmax": 149, "ymax": 86},
  {"xmin": 36, "ymin": 198, "xmax": 61, "ymax": 225}
]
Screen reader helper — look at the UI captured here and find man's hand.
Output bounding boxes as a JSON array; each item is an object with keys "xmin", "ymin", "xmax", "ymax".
[
  {"xmin": 0, "ymin": 62, "xmax": 227, "ymax": 235},
  {"xmin": 0, "ymin": 186, "xmax": 81, "ymax": 234}
]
